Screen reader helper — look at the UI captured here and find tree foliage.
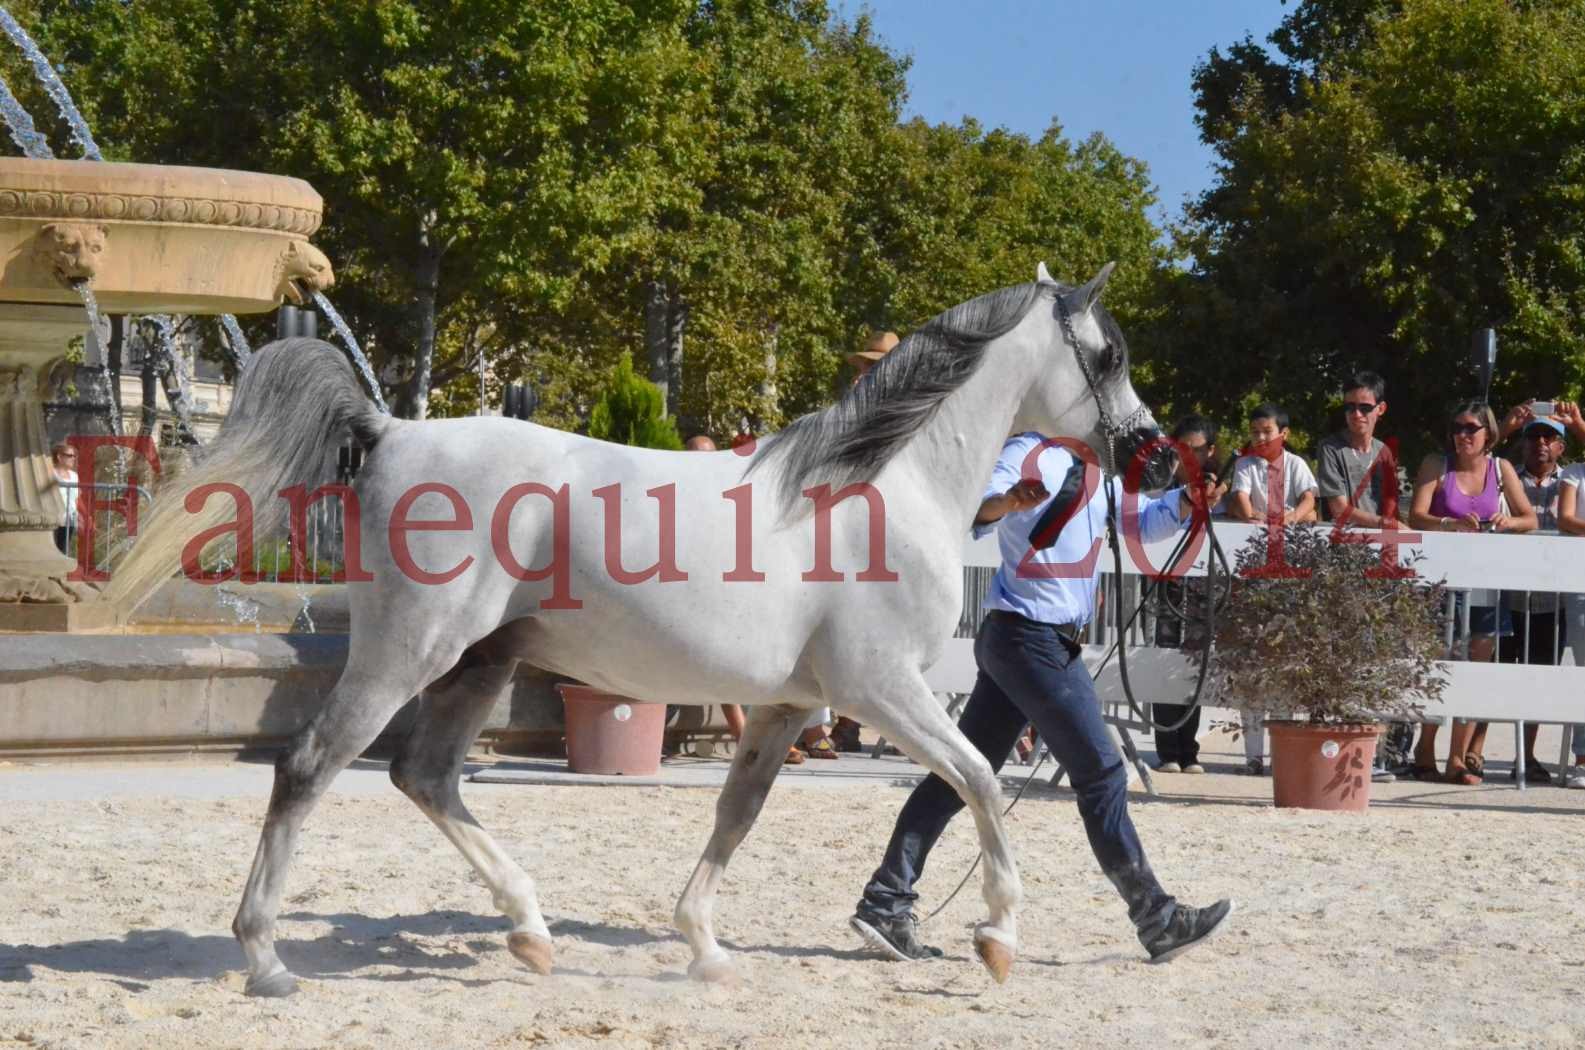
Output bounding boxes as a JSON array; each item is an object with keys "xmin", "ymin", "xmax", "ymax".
[
  {"xmin": 4, "ymin": 0, "xmax": 1168, "ymax": 437},
  {"xmin": 1153, "ymin": 0, "xmax": 1585, "ymax": 460},
  {"xmin": 587, "ymin": 353, "xmax": 683, "ymax": 450}
]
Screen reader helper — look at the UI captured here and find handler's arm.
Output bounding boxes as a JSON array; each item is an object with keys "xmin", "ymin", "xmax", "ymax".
[
  {"xmin": 975, "ymin": 480, "xmax": 1048, "ymax": 527},
  {"xmin": 1124, "ymin": 482, "xmax": 1204, "ymax": 544}
]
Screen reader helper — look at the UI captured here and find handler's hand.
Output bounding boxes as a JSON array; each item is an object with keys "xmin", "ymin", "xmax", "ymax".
[
  {"xmin": 1181, "ymin": 478, "xmax": 1219, "ymax": 516},
  {"xmin": 1002, "ymin": 478, "xmax": 1049, "ymax": 513}
]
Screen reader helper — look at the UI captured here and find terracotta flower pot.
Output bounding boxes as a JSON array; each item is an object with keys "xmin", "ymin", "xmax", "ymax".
[
  {"xmin": 557, "ymin": 684, "xmax": 667, "ymax": 776},
  {"xmin": 1267, "ymin": 721, "xmax": 1382, "ymax": 812}
]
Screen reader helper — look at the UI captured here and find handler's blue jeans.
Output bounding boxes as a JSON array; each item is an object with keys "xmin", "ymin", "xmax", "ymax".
[{"xmin": 859, "ymin": 610, "xmax": 1177, "ymax": 941}]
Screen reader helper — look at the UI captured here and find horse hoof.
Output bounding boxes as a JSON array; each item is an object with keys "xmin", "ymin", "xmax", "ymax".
[
  {"xmin": 507, "ymin": 932, "xmax": 554, "ymax": 975},
  {"xmin": 974, "ymin": 933, "xmax": 1015, "ymax": 985},
  {"xmin": 244, "ymin": 969, "xmax": 299, "ymax": 998},
  {"xmin": 686, "ymin": 951, "xmax": 737, "ymax": 984}
]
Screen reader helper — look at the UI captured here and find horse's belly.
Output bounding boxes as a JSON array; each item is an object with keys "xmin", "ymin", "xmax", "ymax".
[{"xmin": 513, "ymin": 613, "xmax": 812, "ymax": 707}]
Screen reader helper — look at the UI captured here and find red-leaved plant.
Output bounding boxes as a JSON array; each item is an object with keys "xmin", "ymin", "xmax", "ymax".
[{"xmin": 1198, "ymin": 524, "xmax": 1448, "ymax": 727}]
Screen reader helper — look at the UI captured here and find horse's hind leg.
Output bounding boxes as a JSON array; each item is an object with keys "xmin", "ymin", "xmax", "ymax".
[
  {"xmin": 674, "ymin": 704, "xmax": 805, "ymax": 983},
  {"xmin": 388, "ymin": 657, "xmax": 556, "ymax": 975},
  {"xmin": 233, "ymin": 646, "xmax": 454, "ymax": 998}
]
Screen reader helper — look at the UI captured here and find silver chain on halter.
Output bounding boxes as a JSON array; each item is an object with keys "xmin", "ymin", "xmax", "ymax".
[{"xmin": 1054, "ymin": 293, "xmax": 1151, "ymax": 478}]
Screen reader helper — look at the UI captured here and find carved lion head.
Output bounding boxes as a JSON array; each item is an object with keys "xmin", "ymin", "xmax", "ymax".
[
  {"xmin": 276, "ymin": 240, "xmax": 335, "ymax": 305},
  {"xmin": 34, "ymin": 223, "xmax": 108, "ymax": 284}
]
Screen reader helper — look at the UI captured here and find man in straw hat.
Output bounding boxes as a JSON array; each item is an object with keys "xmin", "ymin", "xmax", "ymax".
[{"xmin": 847, "ymin": 330, "xmax": 899, "ymax": 387}]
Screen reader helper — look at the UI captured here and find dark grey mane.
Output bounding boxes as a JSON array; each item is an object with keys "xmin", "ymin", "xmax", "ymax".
[{"xmin": 752, "ymin": 281, "xmax": 1050, "ymax": 507}]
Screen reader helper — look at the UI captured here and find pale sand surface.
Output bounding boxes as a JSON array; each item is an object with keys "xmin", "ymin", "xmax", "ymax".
[{"xmin": 2, "ymin": 724, "xmax": 1583, "ymax": 1050}]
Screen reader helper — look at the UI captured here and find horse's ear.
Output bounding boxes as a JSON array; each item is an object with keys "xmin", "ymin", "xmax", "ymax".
[
  {"xmin": 1070, "ymin": 261, "xmax": 1116, "ymax": 314},
  {"xmin": 1035, "ymin": 261, "xmax": 1057, "ymax": 286}
]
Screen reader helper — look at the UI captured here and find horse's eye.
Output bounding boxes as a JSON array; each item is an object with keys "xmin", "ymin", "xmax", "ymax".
[{"xmin": 1099, "ymin": 342, "xmax": 1119, "ymax": 373}]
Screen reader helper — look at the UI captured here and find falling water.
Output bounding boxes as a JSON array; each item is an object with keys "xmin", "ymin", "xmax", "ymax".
[
  {"xmin": 0, "ymin": 73, "xmax": 50, "ymax": 157},
  {"xmin": 215, "ymin": 583, "xmax": 263, "ymax": 633},
  {"xmin": 312, "ymin": 291, "xmax": 389, "ymax": 414},
  {"xmin": 71, "ymin": 278, "xmax": 99, "ymax": 333},
  {"xmin": 145, "ymin": 314, "xmax": 201, "ymax": 443},
  {"xmin": 69, "ymin": 281, "xmax": 123, "ymax": 444},
  {"xmin": 292, "ymin": 586, "xmax": 316, "ymax": 634},
  {"xmin": 219, "ymin": 314, "xmax": 252, "ymax": 370},
  {"xmin": 0, "ymin": 9, "xmax": 103, "ymax": 160}
]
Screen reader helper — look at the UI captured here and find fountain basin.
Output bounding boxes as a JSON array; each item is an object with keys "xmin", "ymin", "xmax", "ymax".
[
  {"xmin": 0, "ymin": 630, "xmax": 574, "ymax": 759},
  {"xmin": 0, "ymin": 158, "xmax": 325, "ymax": 313}
]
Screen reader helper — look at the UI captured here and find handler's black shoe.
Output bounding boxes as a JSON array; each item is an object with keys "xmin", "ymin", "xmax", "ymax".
[
  {"xmin": 1143, "ymin": 898, "xmax": 1234, "ymax": 963},
  {"xmin": 850, "ymin": 909, "xmax": 944, "ymax": 961}
]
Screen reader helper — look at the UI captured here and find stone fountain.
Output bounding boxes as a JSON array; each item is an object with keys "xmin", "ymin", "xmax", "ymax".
[
  {"xmin": 0, "ymin": 158, "xmax": 333, "ymax": 630},
  {"xmin": 0, "ymin": 16, "xmax": 606, "ymax": 760}
]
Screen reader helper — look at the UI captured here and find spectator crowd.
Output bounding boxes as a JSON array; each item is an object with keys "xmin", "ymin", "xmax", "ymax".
[{"xmin": 1154, "ymin": 372, "xmax": 1585, "ymax": 790}]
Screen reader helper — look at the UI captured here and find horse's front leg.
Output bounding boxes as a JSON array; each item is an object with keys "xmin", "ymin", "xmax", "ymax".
[
  {"xmin": 845, "ymin": 673, "xmax": 1024, "ymax": 983},
  {"xmin": 674, "ymin": 703, "xmax": 805, "ymax": 983}
]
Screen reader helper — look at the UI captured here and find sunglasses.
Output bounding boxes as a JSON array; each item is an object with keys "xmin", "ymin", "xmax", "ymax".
[
  {"xmin": 1525, "ymin": 429, "xmax": 1561, "ymax": 442},
  {"xmin": 1450, "ymin": 423, "xmax": 1486, "ymax": 436},
  {"xmin": 1343, "ymin": 402, "xmax": 1379, "ymax": 415}
]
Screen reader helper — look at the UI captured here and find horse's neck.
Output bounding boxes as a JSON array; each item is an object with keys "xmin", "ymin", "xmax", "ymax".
[{"xmin": 894, "ymin": 340, "xmax": 1036, "ymax": 535}]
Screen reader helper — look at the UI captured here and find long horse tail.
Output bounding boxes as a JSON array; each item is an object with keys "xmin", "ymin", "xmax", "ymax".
[{"xmin": 103, "ymin": 337, "xmax": 393, "ymax": 616}]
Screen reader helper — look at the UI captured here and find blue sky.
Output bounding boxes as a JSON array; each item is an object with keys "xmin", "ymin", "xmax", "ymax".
[{"xmin": 832, "ymin": 0, "xmax": 1291, "ymax": 227}]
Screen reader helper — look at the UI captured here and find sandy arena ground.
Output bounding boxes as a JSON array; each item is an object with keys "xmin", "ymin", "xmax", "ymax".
[{"xmin": 2, "ymin": 725, "xmax": 1583, "ymax": 1050}]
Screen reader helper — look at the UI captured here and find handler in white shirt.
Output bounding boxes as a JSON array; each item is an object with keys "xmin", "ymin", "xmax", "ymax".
[{"xmin": 850, "ymin": 432, "xmax": 1233, "ymax": 964}]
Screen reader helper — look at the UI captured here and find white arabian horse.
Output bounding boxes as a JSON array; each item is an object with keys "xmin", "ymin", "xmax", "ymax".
[{"xmin": 106, "ymin": 262, "xmax": 1171, "ymax": 995}]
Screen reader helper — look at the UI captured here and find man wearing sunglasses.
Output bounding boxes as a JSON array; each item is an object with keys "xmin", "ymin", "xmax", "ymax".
[
  {"xmin": 1316, "ymin": 371, "xmax": 1404, "ymax": 532},
  {"xmin": 1315, "ymin": 371, "xmax": 1407, "ymax": 780}
]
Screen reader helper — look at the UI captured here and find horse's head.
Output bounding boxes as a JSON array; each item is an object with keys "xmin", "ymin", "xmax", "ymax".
[{"xmin": 1020, "ymin": 261, "xmax": 1176, "ymax": 490}]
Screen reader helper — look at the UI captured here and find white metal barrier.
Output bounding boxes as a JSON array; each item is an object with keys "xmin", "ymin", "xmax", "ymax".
[{"xmin": 926, "ymin": 522, "xmax": 1585, "ymax": 786}]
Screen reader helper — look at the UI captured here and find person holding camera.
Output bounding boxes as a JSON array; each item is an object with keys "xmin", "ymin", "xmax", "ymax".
[
  {"xmin": 1407, "ymin": 400, "xmax": 1538, "ymax": 784},
  {"xmin": 1490, "ymin": 401, "xmax": 1583, "ymax": 782},
  {"xmin": 1536, "ymin": 402, "xmax": 1585, "ymax": 788}
]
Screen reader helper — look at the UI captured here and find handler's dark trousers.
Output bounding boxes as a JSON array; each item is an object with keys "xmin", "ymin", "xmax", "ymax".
[{"xmin": 859, "ymin": 610, "xmax": 1177, "ymax": 941}]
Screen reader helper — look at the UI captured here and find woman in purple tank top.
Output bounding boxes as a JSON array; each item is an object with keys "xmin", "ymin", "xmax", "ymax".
[{"xmin": 1408, "ymin": 401, "xmax": 1538, "ymax": 784}]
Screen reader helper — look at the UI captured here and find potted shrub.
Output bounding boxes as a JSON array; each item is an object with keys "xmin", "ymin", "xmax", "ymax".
[
  {"xmin": 559, "ymin": 353, "xmax": 682, "ymax": 775},
  {"xmin": 1200, "ymin": 524, "xmax": 1447, "ymax": 811}
]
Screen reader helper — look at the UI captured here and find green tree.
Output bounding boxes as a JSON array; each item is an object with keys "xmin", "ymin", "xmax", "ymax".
[
  {"xmin": 17, "ymin": 0, "xmax": 708, "ymax": 419},
  {"xmin": 1159, "ymin": 0, "xmax": 1585, "ymax": 457},
  {"xmin": 8, "ymin": 0, "xmax": 1174, "ymax": 438},
  {"xmin": 848, "ymin": 117, "xmax": 1169, "ymax": 358},
  {"xmin": 587, "ymin": 353, "xmax": 683, "ymax": 450}
]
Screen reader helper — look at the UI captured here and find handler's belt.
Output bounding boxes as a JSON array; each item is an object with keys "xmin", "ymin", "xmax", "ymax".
[{"xmin": 985, "ymin": 609, "xmax": 1083, "ymax": 645}]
